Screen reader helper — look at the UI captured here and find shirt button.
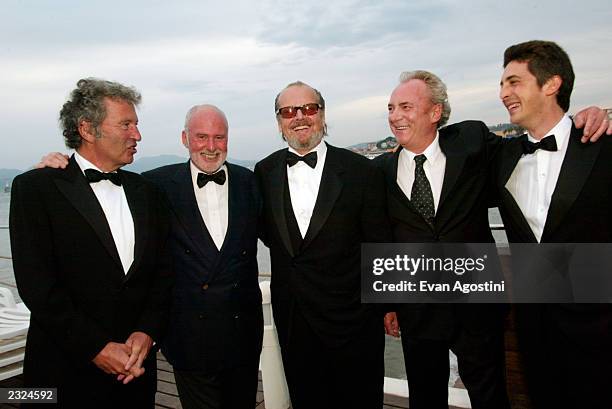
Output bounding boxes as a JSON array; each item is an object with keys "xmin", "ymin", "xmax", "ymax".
[{"xmin": 202, "ymin": 284, "xmax": 209, "ymax": 290}]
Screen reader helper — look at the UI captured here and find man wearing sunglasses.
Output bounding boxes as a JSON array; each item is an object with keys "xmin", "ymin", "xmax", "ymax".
[{"xmin": 255, "ymin": 81, "xmax": 391, "ymax": 409}]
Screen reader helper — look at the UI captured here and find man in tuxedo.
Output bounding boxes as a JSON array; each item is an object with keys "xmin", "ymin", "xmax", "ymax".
[
  {"xmin": 497, "ymin": 40, "xmax": 612, "ymax": 409},
  {"xmin": 255, "ymin": 81, "xmax": 391, "ymax": 408},
  {"xmin": 142, "ymin": 105, "xmax": 263, "ymax": 409},
  {"xmin": 9, "ymin": 78, "xmax": 173, "ymax": 407},
  {"xmin": 375, "ymin": 71, "xmax": 510, "ymax": 409}
]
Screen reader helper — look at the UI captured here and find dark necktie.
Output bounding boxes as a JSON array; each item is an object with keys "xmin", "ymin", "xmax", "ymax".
[
  {"xmin": 286, "ymin": 151, "xmax": 317, "ymax": 168},
  {"xmin": 84, "ymin": 168, "xmax": 122, "ymax": 186},
  {"xmin": 411, "ymin": 154, "xmax": 435, "ymax": 225},
  {"xmin": 521, "ymin": 134, "xmax": 557, "ymax": 154},
  {"xmin": 197, "ymin": 169, "xmax": 226, "ymax": 188}
]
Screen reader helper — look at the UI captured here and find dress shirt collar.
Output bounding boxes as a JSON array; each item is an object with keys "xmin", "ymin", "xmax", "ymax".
[
  {"xmin": 287, "ymin": 139, "xmax": 328, "ymax": 171},
  {"xmin": 526, "ymin": 114, "xmax": 571, "ymax": 149},
  {"xmin": 189, "ymin": 161, "xmax": 228, "ymax": 188},
  {"xmin": 399, "ymin": 131, "xmax": 442, "ymax": 165},
  {"xmin": 74, "ymin": 151, "xmax": 119, "ymax": 176}
]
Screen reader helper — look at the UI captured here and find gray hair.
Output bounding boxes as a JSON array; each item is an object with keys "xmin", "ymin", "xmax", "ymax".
[
  {"xmin": 183, "ymin": 104, "xmax": 228, "ymax": 134},
  {"xmin": 399, "ymin": 70, "xmax": 451, "ymax": 128},
  {"xmin": 59, "ymin": 78, "xmax": 141, "ymax": 149},
  {"xmin": 274, "ymin": 80, "xmax": 326, "ymax": 113}
]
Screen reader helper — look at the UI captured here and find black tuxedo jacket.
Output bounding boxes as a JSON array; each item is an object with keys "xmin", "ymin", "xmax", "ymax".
[
  {"xmin": 9, "ymin": 156, "xmax": 172, "ymax": 404},
  {"xmin": 255, "ymin": 143, "xmax": 391, "ymax": 348},
  {"xmin": 495, "ymin": 124, "xmax": 612, "ymax": 345},
  {"xmin": 143, "ymin": 162, "xmax": 263, "ymax": 372},
  {"xmin": 375, "ymin": 120, "xmax": 506, "ymax": 339}
]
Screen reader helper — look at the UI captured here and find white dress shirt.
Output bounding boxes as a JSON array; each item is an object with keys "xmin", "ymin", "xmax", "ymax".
[
  {"xmin": 74, "ymin": 152, "xmax": 135, "ymax": 274},
  {"xmin": 505, "ymin": 114, "xmax": 572, "ymax": 242},
  {"xmin": 191, "ymin": 162, "xmax": 229, "ymax": 250},
  {"xmin": 397, "ymin": 132, "xmax": 446, "ymax": 213},
  {"xmin": 287, "ymin": 142, "xmax": 328, "ymax": 238}
]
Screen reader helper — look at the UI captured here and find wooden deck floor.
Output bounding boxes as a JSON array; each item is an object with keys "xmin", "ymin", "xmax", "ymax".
[
  {"xmin": 0, "ymin": 255, "xmax": 530, "ymax": 409},
  {"xmin": 156, "ymin": 352, "xmax": 418, "ymax": 409},
  {"xmin": 0, "ymin": 351, "xmax": 416, "ymax": 409}
]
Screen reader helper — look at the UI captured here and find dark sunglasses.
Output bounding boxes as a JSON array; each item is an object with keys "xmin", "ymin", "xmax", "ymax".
[{"xmin": 276, "ymin": 103, "xmax": 322, "ymax": 119}]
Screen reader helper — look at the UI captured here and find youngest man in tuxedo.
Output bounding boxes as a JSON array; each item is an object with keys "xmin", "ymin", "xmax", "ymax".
[{"xmin": 497, "ymin": 40, "xmax": 612, "ymax": 409}]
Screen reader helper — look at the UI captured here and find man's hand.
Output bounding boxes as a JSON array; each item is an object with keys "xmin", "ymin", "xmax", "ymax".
[
  {"xmin": 117, "ymin": 331, "xmax": 154, "ymax": 384},
  {"xmin": 573, "ymin": 106, "xmax": 612, "ymax": 143},
  {"xmin": 384, "ymin": 312, "xmax": 400, "ymax": 338},
  {"xmin": 35, "ymin": 152, "xmax": 69, "ymax": 169},
  {"xmin": 92, "ymin": 342, "xmax": 132, "ymax": 376}
]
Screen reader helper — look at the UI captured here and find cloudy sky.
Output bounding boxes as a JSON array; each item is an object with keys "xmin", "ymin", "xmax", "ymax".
[{"xmin": 1, "ymin": 0, "xmax": 610, "ymax": 169}]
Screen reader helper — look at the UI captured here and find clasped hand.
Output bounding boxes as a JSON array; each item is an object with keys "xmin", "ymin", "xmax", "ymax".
[{"xmin": 92, "ymin": 331, "xmax": 153, "ymax": 385}]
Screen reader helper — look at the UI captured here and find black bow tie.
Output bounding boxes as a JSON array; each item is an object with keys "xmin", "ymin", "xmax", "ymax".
[
  {"xmin": 197, "ymin": 169, "xmax": 226, "ymax": 188},
  {"xmin": 84, "ymin": 168, "xmax": 122, "ymax": 186},
  {"xmin": 521, "ymin": 134, "xmax": 558, "ymax": 154},
  {"xmin": 286, "ymin": 151, "xmax": 317, "ymax": 168}
]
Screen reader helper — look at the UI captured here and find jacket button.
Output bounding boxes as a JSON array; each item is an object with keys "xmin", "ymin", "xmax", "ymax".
[
  {"xmin": 241, "ymin": 250, "xmax": 247, "ymax": 256},
  {"xmin": 185, "ymin": 249, "xmax": 191, "ymax": 254},
  {"xmin": 198, "ymin": 314, "xmax": 204, "ymax": 319},
  {"xmin": 202, "ymin": 284, "xmax": 209, "ymax": 290}
]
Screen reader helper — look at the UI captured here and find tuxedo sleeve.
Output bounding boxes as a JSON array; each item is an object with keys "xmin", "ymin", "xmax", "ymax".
[
  {"xmin": 254, "ymin": 162, "xmax": 269, "ymax": 247},
  {"xmin": 133, "ymin": 185, "xmax": 174, "ymax": 343},
  {"xmin": 361, "ymin": 164, "xmax": 392, "ymax": 243},
  {"xmin": 481, "ymin": 122, "xmax": 505, "ymax": 208},
  {"xmin": 9, "ymin": 173, "xmax": 111, "ymax": 363}
]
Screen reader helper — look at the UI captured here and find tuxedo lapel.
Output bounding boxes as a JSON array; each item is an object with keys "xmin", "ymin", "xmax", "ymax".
[
  {"xmin": 386, "ymin": 149, "xmax": 414, "ymax": 210},
  {"xmin": 302, "ymin": 144, "xmax": 344, "ymax": 249},
  {"xmin": 542, "ymin": 126, "xmax": 602, "ymax": 240},
  {"xmin": 499, "ymin": 135, "xmax": 525, "ymax": 188},
  {"xmin": 122, "ymin": 170, "xmax": 149, "ymax": 280},
  {"xmin": 54, "ymin": 157, "xmax": 123, "ymax": 273},
  {"xmin": 500, "ymin": 188, "xmax": 538, "ymax": 243},
  {"xmin": 214, "ymin": 163, "xmax": 246, "ymax": 269},
  {"xmin": 498, "ymin": 136, "xmax": 541, "ymax": 243},
  {"xmin": 169, "ymin": 162, "xmax": 218, "ymax": 266},
  {"xmin": 438, "ymin": 128, "xmax": 467, "ymax": 210},
  {"xmin": 264, "ymin": 150, "xmax": 294, "ymax": 257}
]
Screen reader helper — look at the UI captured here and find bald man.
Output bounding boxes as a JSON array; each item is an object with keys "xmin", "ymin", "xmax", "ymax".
[{"xmin": 143, "ymin": 105, "xmax": 263, "ymax": 409}]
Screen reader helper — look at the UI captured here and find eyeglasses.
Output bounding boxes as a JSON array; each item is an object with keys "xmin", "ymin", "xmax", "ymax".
[{"xmin": 276, "ymin": 103, "xmax": 322, "ymax": 119}]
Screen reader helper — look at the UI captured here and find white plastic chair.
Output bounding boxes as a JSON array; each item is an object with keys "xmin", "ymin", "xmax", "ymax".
[{"xmin": 0, "ymin": 287, "xmax": 30, "ymax": 381}]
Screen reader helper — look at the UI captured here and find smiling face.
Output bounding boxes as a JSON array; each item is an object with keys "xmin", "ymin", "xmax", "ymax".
[
  {"xmin": 387, "ymin": 79, "xmax": 440, "ymax": 153},
  {"xmin": 182, "ymin": 107, "xmax": 228, "ymax": 174},
  {"xmin": 276, "ymin": 85, "xmax": 326, "ymax": 154},
  {"xmin": 79, "ymin": 98, "xmax": 141, "ymax": 171},
  {"xmin": 499, "ymin": 60, "xmax": 551, "ymax": 132}
]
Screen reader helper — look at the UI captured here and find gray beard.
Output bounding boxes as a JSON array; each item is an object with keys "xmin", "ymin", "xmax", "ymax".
[{"xmin": 284, "ymin": 130, "xmax": 325, "ymax": 152}]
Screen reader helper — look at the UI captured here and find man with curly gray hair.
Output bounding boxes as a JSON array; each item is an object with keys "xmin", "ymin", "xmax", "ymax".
[{"xmin": 10, "ymin": 77, "xmax": 172, "ymax": 407}]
